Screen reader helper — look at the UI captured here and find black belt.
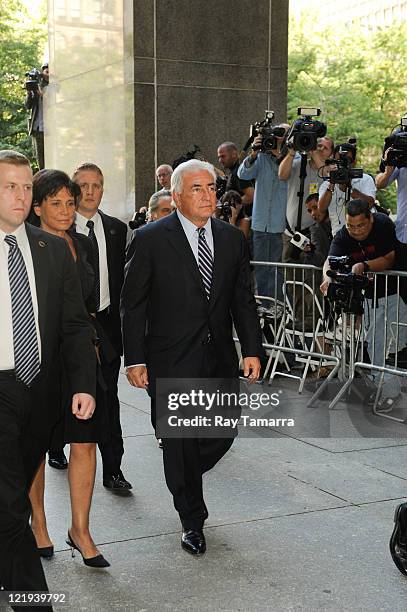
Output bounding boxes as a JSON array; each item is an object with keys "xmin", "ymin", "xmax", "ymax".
[{"xmin": 97, "ymin": 306, "xmax": 111, "ymax": 316}]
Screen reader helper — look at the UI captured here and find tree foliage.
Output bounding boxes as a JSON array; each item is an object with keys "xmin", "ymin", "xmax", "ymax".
[
  {"xmin": 288, "ymin": 16, "xmax": 407, "ymax": 210},
  {"xmin": 0, "ymin": 0, "xmax": 46, "ymax": 162}
]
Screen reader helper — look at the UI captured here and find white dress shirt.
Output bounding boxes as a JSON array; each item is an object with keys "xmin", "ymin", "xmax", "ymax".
[
  {"xmin": 75, "ymin": 211, "xmax": 110, "ymax": 311},
  {"xmin": 176, "ymin": 209, "xmax": 214, "ymax": 260},
  {"xmin": 0, "ymin": 224, "xmax": 41, "ymax": 370}
]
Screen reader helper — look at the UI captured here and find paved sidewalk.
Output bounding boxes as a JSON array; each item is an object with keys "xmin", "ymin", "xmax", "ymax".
[{"xmin": 26, "ymin": 371, "xmax": 407, "ymax": 611}]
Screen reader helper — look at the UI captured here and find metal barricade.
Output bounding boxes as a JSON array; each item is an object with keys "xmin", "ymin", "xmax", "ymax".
[{"xmin": 248, "ymin": 261, "xmax": 407, "ymax": 423}]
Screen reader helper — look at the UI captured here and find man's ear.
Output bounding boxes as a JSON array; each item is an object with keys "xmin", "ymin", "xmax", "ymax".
[{"xmin": 172, "ymin": 191, "xmax": 180, "ymax": 207}]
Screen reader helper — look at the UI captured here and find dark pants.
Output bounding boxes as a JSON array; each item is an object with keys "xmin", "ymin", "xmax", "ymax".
[
  {"xmin": 395, "ymin": 241, "xmax": 407, "ymax": 304},
  {"xmin": 31, "ymin": 131, "xmax": 44, "ymax": 170},
  {"xmin": 157, "ymin": 344, "xmax": 237, "ymax": 529},
  {"xmin": 0, "ymin": 373, "xmax": 52, "ymax": 609},
  {"xmin": 96, "ymin": 308, "xmax": 124, "ymax": 477}
]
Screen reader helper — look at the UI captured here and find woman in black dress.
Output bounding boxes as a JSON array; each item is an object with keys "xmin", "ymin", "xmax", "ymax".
[{"xmin": 28, "ymin": 169, "xmax": 109, "ymax": 567}]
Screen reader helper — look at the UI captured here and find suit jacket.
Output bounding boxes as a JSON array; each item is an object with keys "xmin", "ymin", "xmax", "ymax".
[
  {"xmin": 25, "ymin": 223, "xmax": 96, "ymax": 397},
  {"xmin": 98, "ymin": 210, "xmax": 127, "ymax": 356},
  {"xmin": 121, "ymin": 212, "xmax": 263, "ymax": 387}
]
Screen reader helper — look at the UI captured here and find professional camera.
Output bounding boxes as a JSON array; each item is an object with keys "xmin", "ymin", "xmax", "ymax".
[
  {"xmin": 129, "ymin": 210, "xmax": 147, "ymax": 230},
  {"xmin": 216, "ymin": 190, "xmax": 241, "ymax": 222},
  {"xmin": 24, "ymin": 68, "xmax": 42, "ymax": 92},
  {"xmin": 326, "ymin": 255, "xmax": 369, "ymax": 315},
  {"xmin": 216, "ymin": 175, "xmax": 228, "ymax": 201},
  {"xmin": 286, "ymin": 107, "xmax": 327, "ymax": 152},
  {"xmin": 325, "ymin": 140, "xmax": 363, "ymax": 184},
  {"xmin": 383, "ymin": 117, "xmax": 407, "ymax": 169},
  {"xmin": 248, "ymin": 110, "xmax": 286, "ymax": 154}
]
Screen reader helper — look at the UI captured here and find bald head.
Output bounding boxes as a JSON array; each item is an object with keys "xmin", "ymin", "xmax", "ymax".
[
  {"xmin": 217, "ymin": 142, "xmax": 239, "ymax": 169},
  {"xmin": 156, "ymin": 164, "xmax": 173, "ymax": 189}
]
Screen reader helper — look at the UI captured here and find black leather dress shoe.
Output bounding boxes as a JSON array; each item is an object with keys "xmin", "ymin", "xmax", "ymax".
[
  {"xmin": 390, "ymin": 502, "xmax": 407, "ymax": 576},
  {"xmin": 103, "ymin": 472, "xmax": 132, "ymax": 490},
  {"xmin": 181, "ymin": 529, "xmax": 206, "ymax": 555},
  {"xmin": 48, "ymin": 451, "xmax": 68, "ymax": 470}
]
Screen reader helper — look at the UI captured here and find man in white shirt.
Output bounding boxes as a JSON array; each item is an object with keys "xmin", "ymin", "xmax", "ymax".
[{"xmin": 319, "ymin": 142, "xmax": 376, "ymax": 235}]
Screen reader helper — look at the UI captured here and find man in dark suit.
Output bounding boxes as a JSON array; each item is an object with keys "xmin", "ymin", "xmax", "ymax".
[
  {"xmin": 72, "ymin": 163, "xmax": 131, "ymax": 490},
  {"xmin": 0, "ymin": 150, "xmax": 96, "ymax": 603},
  {"xmin": 121, "ymin": 159, "xmax": 263, "ymax": 555}
]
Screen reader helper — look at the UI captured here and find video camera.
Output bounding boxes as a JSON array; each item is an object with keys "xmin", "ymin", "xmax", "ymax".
[
  {"xmin": 129, "ymin": 210, "xmax": 147, "ymax": 230},
  {"xmin": 326, "ymin": 255, "xmax": 369, "ymax": 315},
  {"xmin": 216, "ymin": 190, "xmax": 242, "ymax": 222},
  {"xmin": 325, "ymin": 139, "xmax": 363, "ymax": 184},
  {"xmin": 247, "ymin": 110, "xmax": 286, "ymax": 154},
  {"xmin": 382, "ymin": 117, "xmax": 407, "ymax": 169},
  {"xmin": 285, "ymin": 107, "xmax": 327, "ymax": 152},
  {"xmin": 24, "ymin": 68, "xmax": 42, "ymax": 92}
]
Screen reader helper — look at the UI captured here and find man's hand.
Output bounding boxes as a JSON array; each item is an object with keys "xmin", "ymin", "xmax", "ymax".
[
  {"xmin": 251, "ymin": 135, "xmax": 263, "ymax": 155},
  {"xmin": 352, "ymin": 262, "xmax": 365, "ymax": 275},
  {"xmin": 71, "ymin": 393, "xmax": 95, "ymax": 420},
  {"xmin": 126, "ymin": 365, "xmax": 149, "ymax": 389},
  {"xmin": 243, "ymin": 357, "xmax": 261, "ymax": 384},
  {"xmin": 320, "ymin": 278, "xmax": 331, "ymax": 296}
]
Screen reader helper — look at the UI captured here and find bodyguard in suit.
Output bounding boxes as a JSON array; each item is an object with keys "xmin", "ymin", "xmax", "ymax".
[
  {"xmin": 72, "ymin": 163, "xmax": 132, "ymax": 490},
  {"xmin": 0, "ymin": 150, "xmax": 96, "ymax": 601},
  {"xmin": 121, "ymin": 159, "xmax": 263, "ymax": 555}
]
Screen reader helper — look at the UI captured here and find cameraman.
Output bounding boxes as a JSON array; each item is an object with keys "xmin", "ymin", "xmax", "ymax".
[
  {"xmin": 217, "ymin": 141, "xmax": 254, "ymax": 209},
  {"xmin": 278, "ymin": 136, "xmax": 332, "ymax": 261},
  {"xmin": 321, "ymin": 200, "xmax": 407, "ymax": 398},
  {"xmin": 319, "ymin": 143, "xmax": 376, "ymax": 236},
  {"xmin": 237, "ymin": 125, "xmax": 289, "ymax": 301},
  {"xmin": 24, "ymin": 63, "xmax": 49, "ymax": 169},
  {"xmin": 376, "ymin": 123, "xmax": 407, "ymax": 277}
]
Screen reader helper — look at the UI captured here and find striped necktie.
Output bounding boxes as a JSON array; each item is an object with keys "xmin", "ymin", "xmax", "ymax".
[
  {"xmin": 5, "ymin": 235, "xmax": 40, "ymax": 386},
  {"xmin": 197, "ymin": 227, "xmax": 213, "ymax": 299},
  {"xmin": 86, "ymin": 219, "xmax": 100, "ymax": 311}
]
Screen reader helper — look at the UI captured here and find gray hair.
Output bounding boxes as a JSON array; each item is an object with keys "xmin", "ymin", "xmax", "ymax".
[
  {"xmin": 171, "ymin": 159, "xmax": 216, "ymax": 194},
  {"xmin": 148, "ymin": 190, "xmax": 172, "ymax": 214}
]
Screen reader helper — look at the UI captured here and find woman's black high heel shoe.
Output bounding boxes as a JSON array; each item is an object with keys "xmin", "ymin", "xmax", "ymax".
[{"xmin": 66, "ymin": 532, "xmax": 110, "ymax": 568}]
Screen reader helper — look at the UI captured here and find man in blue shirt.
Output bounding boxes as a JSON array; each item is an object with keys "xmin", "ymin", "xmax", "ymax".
[{"xmin": 238, "ymin": 125, "xmax": 289, "ymax": 302}]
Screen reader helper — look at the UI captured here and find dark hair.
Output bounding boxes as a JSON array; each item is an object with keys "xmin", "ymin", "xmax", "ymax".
[
  {"xmin": 0, "ymin": 150, "xmax": 30, "ymax": 167},
  {"xmin": 346, "ymin": 199, "xmax": 371, "ymax": 219},
  {"xmin": 72, "ymin": 162, "xmax": 104, "ymax": 184},
  {"xmin": 335, "ymin": 142, "xmax": 356, "ymax": 162},
  {"xmin": 305, "ymin": 193, "xmax": 318, "ymax": 205},
  {"xmin": 32, "ymin": 169, "xmax": 81, "ymax": 207}
]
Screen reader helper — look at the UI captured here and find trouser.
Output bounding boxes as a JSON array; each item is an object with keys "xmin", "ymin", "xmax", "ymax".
[
  {"xmin": 395, "ymin": 241, "xmax": 407, "ymax": 304},
  {"xmin": 0, "ymin": 372, "xmax": 52, "ymax": 610},
  {"xmin": 97, "ymin": 356, "xmax": 123, "ymax": 477},
  {"xmin": 157, "ymin": 343, "xmax": 238, "ymax": 529},
  {"xmin": 31, "ymin": 131, "xmax": 44, "ymax": 170},
  {"xmin": 162, "ymin": 436, "xmax": 234, "ymax": 529},
  {"xmin": 252, "ymin": 230, "xmax": 283, "ymax": 302}
]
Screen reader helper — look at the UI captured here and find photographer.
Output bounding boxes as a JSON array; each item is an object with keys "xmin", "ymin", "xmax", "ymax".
[
  {"xmin": 237, "ymin": 124, "xmax": 289, "ymax": 300},
  {"xmin": 376, "ymin": 119, "xmax": 407, "ymax": 277},
  {"xmin": 321, "ymin": 199, "xmax": 407, "ymax": 400},
  {"xmin": 217, "ymin": 142, "xmax": 254, "ymax": 209},
  {"xmin": 279, "ymin": 135, "xmax": 332, "ymax": 261},
  {"xmin": 24, "ymin": 63, "xmax": 49, "ymax": 169},
  {"xmin": 319, "ymin": 142, "xmax": 376, "ymax": 236},
  {"xmin": 214, "ymin": 189, "xmax": 250, "ymax": 239}
]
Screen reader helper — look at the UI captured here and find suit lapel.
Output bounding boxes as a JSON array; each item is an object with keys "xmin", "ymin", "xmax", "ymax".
[
  {"xmin": 98, "ymin": 210, "xmax": 114, "ymax": 289},
  {"xmin": 165, "ymin": 213, "xmax": 207, "ymax": 300},
  {"xmin": 26, "ymin": 224, "xmax": 48, "ymax": 350},
  {"xmin": 209, "ymin": 218, "xmax": 227, "ymax": 307}
]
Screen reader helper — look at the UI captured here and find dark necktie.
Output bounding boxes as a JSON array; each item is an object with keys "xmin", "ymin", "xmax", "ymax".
[
  {"xmin": 197, "ymin": 227, "xmax": 213, "ymax": 299},
  {"xmin": 86, "ymin": 219, "xmax": 100, "ymax": 310},
  {"xmin": 5, "ymin": 235, "xmax": 40, "ymax": 386}
]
